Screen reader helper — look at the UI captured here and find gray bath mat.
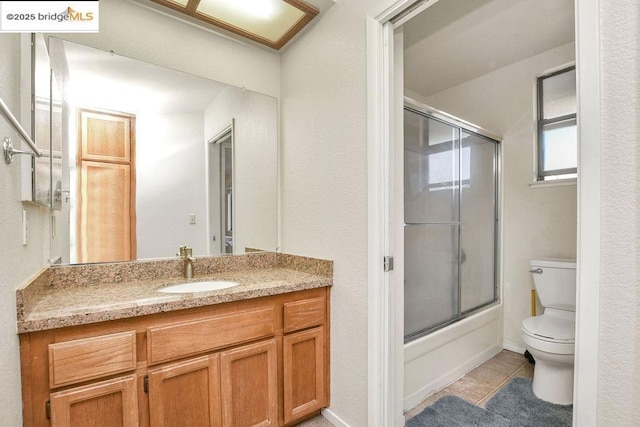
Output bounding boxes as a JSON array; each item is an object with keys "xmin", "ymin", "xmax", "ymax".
[
  {"xmin": 406, "ymin": 396, "xmax": 516, "ymax": 427},
  {"xmin": 486, "ymin": 377, "xmax": 573, "ymax": 426},
  {"xmin": 407, "ymin": 378, "xmax": 572, "ymax": 427}
]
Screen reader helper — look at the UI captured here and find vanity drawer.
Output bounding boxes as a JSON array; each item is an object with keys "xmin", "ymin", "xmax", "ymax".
[
  {"xmin": 48, "ymin": 331, "xmax": 136, "ymax": 388},
  {"xmin": 147, "ymin": 306, "xmax": 275, "ymax": 365},
  {"xmin": 284, "ymin": 296, "xmax": 326, "ymax": 333}
]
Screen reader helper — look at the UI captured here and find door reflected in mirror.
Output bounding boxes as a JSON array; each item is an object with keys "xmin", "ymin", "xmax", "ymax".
[
  {"xmin": 208, "ymin": 124, "xmax": 234, "ymax": 255},
  {"xmin": 47, "ymin": 37, "xmax": 278, "ymax": 264}
]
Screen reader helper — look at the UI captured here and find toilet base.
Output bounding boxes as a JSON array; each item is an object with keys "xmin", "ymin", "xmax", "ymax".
[{"xmin": 531, "ymin": 356, "xmax": 574, "ymax": 405}]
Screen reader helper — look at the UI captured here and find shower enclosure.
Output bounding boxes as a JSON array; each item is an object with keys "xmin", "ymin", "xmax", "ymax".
[{"xmin": 404, "ymin": 100, "xmax": 499, "ymax": 341}]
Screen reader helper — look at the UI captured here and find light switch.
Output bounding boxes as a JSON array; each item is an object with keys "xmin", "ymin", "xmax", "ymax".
[{"xmin": 189, "ymin": 213, "xmax": 196, "ymax": 224}]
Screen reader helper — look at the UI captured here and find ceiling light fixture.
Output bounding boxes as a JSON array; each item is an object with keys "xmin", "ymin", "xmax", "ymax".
[{"xmin": 149, "ymin": 0, "xmax": 319, "ymax": 50}]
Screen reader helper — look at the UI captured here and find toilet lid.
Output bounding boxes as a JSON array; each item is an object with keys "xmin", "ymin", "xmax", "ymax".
[{"xmin": 522, "ymin": 314, "xmax": 575, "ymax": 342}]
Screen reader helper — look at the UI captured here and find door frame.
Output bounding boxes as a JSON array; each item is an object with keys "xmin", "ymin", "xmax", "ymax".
[
  {"xmin": 366, "ymin": 0, "xmax": 601, "ymax": 425},
  {"xmin": 207, "ymin": 121, "xmax": 234, "ymax": 255}
]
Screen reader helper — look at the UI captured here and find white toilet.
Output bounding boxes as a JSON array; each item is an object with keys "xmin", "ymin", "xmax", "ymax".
[{"xmin": 521, "ymin": 258, "xmax": 576, "ymax": 405}]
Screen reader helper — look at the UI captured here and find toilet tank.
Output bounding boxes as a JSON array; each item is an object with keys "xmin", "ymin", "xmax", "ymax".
[{"xmin": 531, "ymin": 259, "xmax": 576, "ymax": 311}]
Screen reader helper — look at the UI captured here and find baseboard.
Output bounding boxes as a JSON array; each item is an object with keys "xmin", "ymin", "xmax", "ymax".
[
  {"xmin": 320, "ymin": 408, "xmax": 350, "ymax": 427},
  {"xmin": 403, "ymin": 343, "xmax": 502, "ymax": 410},
  {"xmin": 502, "ymin": 342, "xmax": 526, "ymax": 354}
]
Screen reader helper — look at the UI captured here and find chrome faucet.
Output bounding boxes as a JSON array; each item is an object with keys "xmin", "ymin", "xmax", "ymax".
[{"xmin": 183, "ymin": 247, "xmax": 196, "ymax": 279}]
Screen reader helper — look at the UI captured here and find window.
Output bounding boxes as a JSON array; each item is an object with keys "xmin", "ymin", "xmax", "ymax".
[
  {"xmin": 536, "ymin": 66, "xmax": 577, "ymax": 181},
  {"xmin": 427, "ymin": 145, "xmax": 470, "ymax": 191}
]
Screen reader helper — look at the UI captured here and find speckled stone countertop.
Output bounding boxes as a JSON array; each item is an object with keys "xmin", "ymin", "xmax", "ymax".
[{"xmin": 16, "ymin": 252, "xmax": 332, "ymax": 334}]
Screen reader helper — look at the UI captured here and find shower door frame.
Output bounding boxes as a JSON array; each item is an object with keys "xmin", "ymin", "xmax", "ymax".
[{"xmin": 403, "ymin": 98, "xmax": 502, "ymax": 342}]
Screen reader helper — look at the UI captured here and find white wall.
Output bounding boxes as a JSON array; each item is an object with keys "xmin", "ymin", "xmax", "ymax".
[
  {"xmin": 0, "ymin": 34, "xmax": 50, "ymax": 426},
  {"xmin": 597, "ymin": 0, "xmax": 640, "ymax": 424},
  {"xmin": 204, "ymin": 86, "xmax": 278, "ymax": 254},
  {"xmin": 409, "ymin": 42, "xmax": 577, "ymax": 351},
  {"xmin": 279, "ymin": 0, "xmax": 378, "ymax": 424},
  {"xmin": 51, "ymin": 0, "xmax": 280, "ymax": 98},
  {"xmin": 136, "ymin": 111, "xmax": 208, "ymax": 258}
]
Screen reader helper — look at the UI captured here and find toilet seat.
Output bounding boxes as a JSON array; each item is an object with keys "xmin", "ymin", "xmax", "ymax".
[
  {"xmin": 522, "ymin": 312, "xmax": 575, "ymax": 344},
  {"xmin": 522, "ymin": 311, "xmax": 575, "ymax": 355}
]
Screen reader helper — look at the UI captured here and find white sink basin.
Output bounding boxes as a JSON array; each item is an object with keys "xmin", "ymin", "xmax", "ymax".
[{"xmin": 158, "ymin": 281, "xmax": 240, "ymax": 293}]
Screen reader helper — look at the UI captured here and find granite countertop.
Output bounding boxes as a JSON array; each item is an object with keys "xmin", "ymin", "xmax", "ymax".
[{"xmin": 17, "ymin": 252, "xmax": 332, "ymax": 334}]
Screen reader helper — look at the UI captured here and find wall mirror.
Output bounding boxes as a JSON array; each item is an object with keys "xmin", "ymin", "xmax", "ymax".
[
  {"xmin": 31, "ymin": 33, "xmax": 62, "ymax": 209},
  {"xmin": 46, "ymin": 37, "xmax": 278, "ymax": 264}
]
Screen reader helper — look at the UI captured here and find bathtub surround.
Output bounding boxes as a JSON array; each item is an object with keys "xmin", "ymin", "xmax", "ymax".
[
  {"xmin": 403, "ymin": 101, "xmax": 499, "ymax": 339},
  {"xmin": 403, "ymin": 304, "xmax": 503, "ymax": 410}
]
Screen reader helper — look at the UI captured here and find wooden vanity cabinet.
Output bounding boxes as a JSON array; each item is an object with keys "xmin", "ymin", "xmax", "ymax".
[
  {"xmin": 147, "ymin": 339, "xmax": 279, "ymax": 427},
  {"xmin": 282, "ymin": 297, "xmax": 328, "ymax": 424},
  {"xmin": 19, "ymin": 287, "xmax": 329, "ymax": 427},
  {"xmin": 147, "ymin": 354, "xmax": 221, "ymax": 426},
  {"xmin": 220, "ymin": 339, "xmax": 278, "ymax": 426},
  {"xmin": 49, "ymin": 374, "xmax": 139, "ymax": 427}
]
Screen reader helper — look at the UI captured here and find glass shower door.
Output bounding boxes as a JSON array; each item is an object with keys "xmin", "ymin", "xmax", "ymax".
[
  {"xmin": 404, "ymin": 109, "xmax": 461, "ymax": 338},
  {"xmin": 404, "ymin": 105, "xmax": 498, "ymax": 341},
  {"xmin": 460, "ymin": 131, "xmax": 497, "ymax": 312}
]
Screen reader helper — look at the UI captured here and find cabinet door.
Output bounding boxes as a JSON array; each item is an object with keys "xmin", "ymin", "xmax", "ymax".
[
  {"xmin": 283, "ymin": 327, "xmax": 326, "ymax": 424},
  {"xmin": 148, "ymin": 354, "xmax": 221, "ymax": 427},
  {"xmin": 220, "ymin": 339, "xmax": 277, "ymax": 427},
  {"xmin": 49, "ymin": 374, "xmax": 138, "ymax": 427}
]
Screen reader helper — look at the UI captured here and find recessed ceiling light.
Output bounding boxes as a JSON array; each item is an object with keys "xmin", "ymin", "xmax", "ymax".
[{"xmin": 148, "ymin": 0, "xmax": 319, "ymax": 50}]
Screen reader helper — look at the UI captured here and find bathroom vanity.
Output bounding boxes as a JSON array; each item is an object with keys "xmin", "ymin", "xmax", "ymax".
[{"xmin": 17, "ymin": 252, "xmax": 332, "ymax": 427}]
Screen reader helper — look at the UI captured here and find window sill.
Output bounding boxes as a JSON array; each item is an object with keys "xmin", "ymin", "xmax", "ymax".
[{"xmin": 529, "ymin": 178, "xmax": 577, "ymax": 189}]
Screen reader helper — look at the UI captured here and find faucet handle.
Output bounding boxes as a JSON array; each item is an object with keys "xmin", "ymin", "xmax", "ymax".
[
  {"xmin": 177, "ymin": 246, "xmax": 187, "ymax": 257},
  {"xmin": 185, "ymin": 247, "xmax": 195, "ymax": 259}
]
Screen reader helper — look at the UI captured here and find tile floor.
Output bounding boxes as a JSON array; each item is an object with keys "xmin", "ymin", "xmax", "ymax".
[
  {"xmin": 296, "ymin": 415, "xmax": 334, "ymax": 426},
  {"xmin": 295, "ymin": 350, "xmax": 533, "ymax": 426},
  {"xmin": 405, "ymin": 349, "xmax": 533, "ymax": 420}
]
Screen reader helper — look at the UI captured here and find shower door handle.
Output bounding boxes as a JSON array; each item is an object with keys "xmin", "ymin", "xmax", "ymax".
[{"xmin": 529, "ymin": 268, "xmax": 543, "ymax": 274}]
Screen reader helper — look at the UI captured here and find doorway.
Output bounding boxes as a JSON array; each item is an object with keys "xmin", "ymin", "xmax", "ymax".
[
  {"xmin": 367, "ymin": 0, "xmax": 599, "ymax": 425},
  {"xmin": 208, "ymin": 123, "xmax": 234, "ymax": 255}
]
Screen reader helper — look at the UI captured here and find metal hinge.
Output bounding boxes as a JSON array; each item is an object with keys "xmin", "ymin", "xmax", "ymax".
[
  {"xmin": 383, "ymin": 256, "xmax": 394, "ymax": 272},
  {"xmin": 45, "ymin": 399, "xmax": 51, "ymax": 420},
  {"xmin": 143, "ymin": 374, "xmax": 149, "ymax": 393}
]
